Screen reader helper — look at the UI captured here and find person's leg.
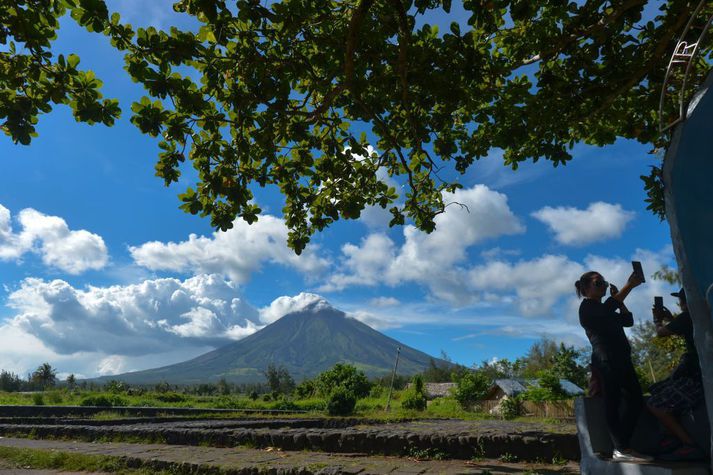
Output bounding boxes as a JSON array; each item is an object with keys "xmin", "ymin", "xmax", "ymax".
[
  {"xmin": 601, "ymin": 371, "xmax": 626, "ymax": 451},
  {"xmin": 648, "ymin": 405, "xmax": 694, "ymax": 445},
  {"xmin": 619, "ymin": 366, "xmax": 643, "ymax": 449}
]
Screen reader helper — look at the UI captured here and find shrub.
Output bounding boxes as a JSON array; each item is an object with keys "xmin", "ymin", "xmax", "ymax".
[
  {"xmin": 295, "ymin": 379, "xmax": 316, "ymax": 399},
  {"xmin": 327, "ymin": 387, "xmax": 356, "ymax": 416},
  {"xmin": 401, "ymin": 375, "xmax": 427, "ymax": 411},
  {"xmin": 249, "ymin": 390, "xmax": 259, "ymax": 401},
  {"xmin": 271, "ymin": 400, "xmax": 299, "ymax": 411},
  {"xmin": 401, "ymin": 390, "xmax": 427, "ymax": 411},
  {"xmin": 46, "ymin": 391, "xmax": 63, "ymax": 404},
  {"xmin": 500, "ymin": 396, "xmax": 522, "ymax": 419},
  {"xmin": 32, "ymin": 393, "xmax": 44, "ymax": 406},
  {"xmin": 316, "ymin": 363, "xmax": 371, "ymax": 398},
  {"xmin": 154, "ymin": 392, "xmax": 186, "ymax": 403},
  {"xmin": 453, "ymin": 371, "xmax": 490, "ymax": 409},
  {"xmin": 80, "ymin": 395, "xmax": 127, "ymax": 407},
  {"xmin": 81, "ymin": 395, "xmax": 112, "ymax": 407}
]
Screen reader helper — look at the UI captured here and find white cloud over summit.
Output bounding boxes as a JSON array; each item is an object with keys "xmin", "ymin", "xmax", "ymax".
[
  {"xmin": 0, "ymin": 205, "xmax": 108, "ymax": 273},
  {"xmin": 129, "ymin": 215, "xmax": 329, "ymax": 283},
  {"xmin": 532, "ymin": 201, "xmax": 635, "ymax": 246}
]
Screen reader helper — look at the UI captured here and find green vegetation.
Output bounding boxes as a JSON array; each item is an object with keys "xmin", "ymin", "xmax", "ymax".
[
  {"xmin": 0, "ymin": 446, "xmax": 172, "ymax": 474},
  {"xmin": 4, "ymin": 1, "xmax": 709, "ymax": 251},
  {"xmin": 0, "ymin": 339, "xmax": 595, "ymax": 421}
]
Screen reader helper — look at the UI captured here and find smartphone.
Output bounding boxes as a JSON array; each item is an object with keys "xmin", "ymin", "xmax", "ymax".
[
  {"xmin": 654, "ymin": 296, "xmax": 663, "ymax": 310},
  {"xmin": 632, "ymin": 261, "xmax": 646, "ymax": 283}
]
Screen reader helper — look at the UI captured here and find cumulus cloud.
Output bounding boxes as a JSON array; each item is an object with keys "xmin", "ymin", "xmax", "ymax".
[
  {"xmin": 130, "ymin": 215, "xmax": 329, "ymax": 283},
  {"xmin": 0, "ymin": 285, "xmax": 346, "ymax": 378},
  {"xmin": 258, "ymin": 292, "xmax": 332, "ymax": 324},
  {"xmin": 0, "ymin": 205, "xmax": 108, "ymax": 273},
  {"xmin": 532, "ymin": 202, "xmax": 635, "ymax": 246},
  {"xmin": 322, "ymin": 185, "xmax": 525, "ymax": 303},
  {"xmin": 5, "ymin": 274, "xmax": 261, "ymax": 356}
]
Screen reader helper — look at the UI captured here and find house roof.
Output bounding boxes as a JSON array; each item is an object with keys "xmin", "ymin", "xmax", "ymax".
[
  {"xmin": 405, "ymin": 382, "xmax": 456, "ymax": 398},
  {"xmin": 492, "ymin": 378, "xmax": 584, "ymax": 397}
]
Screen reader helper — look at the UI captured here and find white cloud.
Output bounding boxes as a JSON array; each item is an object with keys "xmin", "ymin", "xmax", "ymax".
[
  {"xmin": 130, "ymin": 215, "xmax": 329, "ymax": 283},
  {"xmin": 322, "ymin": 184, "xmax": 525, "ymax": 303},
  {"xmin": 258, "ymin": 292, "xmax": 332, "ymax": 324},
  {"xmin": 468, "ymin": 255, "xmax": 585, "ymax": 316},
  {"xmin": 5, "ymin": 274, "xmax": 261, "ymax": 356},
  {"xmin": 532, "ymin": 202, "xmax": 635, "ymax": 246},
  {"xmin": 369, "ymin": 297, "xmax": 400, "ymax": 307},
  {"xmin": 0, "ymin": 205, "xmax": 108, "ymax": 273}
]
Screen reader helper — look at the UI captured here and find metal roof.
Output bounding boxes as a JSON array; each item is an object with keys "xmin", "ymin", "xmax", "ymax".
[{"xmin": 493, "ymin": 378, "xmax": 584, "ymax": 397}]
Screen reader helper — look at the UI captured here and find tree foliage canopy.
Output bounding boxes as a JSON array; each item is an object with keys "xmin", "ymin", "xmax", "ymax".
[{"xmin": 2, "ymin": 0, "xmax": 712, "ymax": 252}]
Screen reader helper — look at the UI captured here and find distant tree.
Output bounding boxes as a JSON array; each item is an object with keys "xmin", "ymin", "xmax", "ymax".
[
  {"xmin": 295, "ymin": 378, "xmax": 317, "ymax": 399},
  {"xmin": 217, "ymin": 378, "xmax": 231, "ymax": 395},
  {"xmin": 105, "ymin": 379, "xmax": 126, "ymax": 393},
  {"xmin": 519, "ymin": 338, "xmax": 560, "ymax": 378},
  {"xmin": 154, "ymin": 381, "xmax": 171, "ymax": 393},
  {"xmin": 421, "ymin": 358, "xmax": 455, "ymax": 382},
  {"xmin": 527, "ymin": 369, "xmax": 568, "ymax": 401},
  {"xmin": 316, "ymin": 363, "xmax": 370, "ymax": 398},
  {"xmin": 453, "ymin": 370, "xmax": 491, "ymax": 410},
  {"xmin": 477, "ymin": 357, "xmax": 521, "ymax": 381},
  {"xmin": 0, "ymin": 370, "xmax": 23, "ymax": 392},
  {"xmin": 652, "ymin": 265, "xmax": 682, "ymax": 286},
  {"xmin": 66, "ymin": 374, "xmax": 76, "ymax": 390},
  {"xmin": 630, "ymin": 320, "xmax": 686, "ymax": 389},
  {"xmin": 31, "ymin": 363, "xmax": 57, "ymax": 390},
  {"xmin": 263, "ymin": 364, "xmax": 296, "ymax": 395},
  {"xmin": 551, "ymin": 344, "xmax": 589, "ymax": 390}
]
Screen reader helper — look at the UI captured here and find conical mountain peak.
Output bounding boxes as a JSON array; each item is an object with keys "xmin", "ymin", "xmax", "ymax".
[{"xmin": 95, "ymin": 295, "xmax": 449, "ymax": 385}]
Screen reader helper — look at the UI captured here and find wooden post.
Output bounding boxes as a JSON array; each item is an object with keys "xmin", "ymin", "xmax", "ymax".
[{"xmin": 385, "ymin": 346, "xmax": 401, "ymax": 412}]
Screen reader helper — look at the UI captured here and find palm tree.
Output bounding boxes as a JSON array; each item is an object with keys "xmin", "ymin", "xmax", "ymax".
[{"xmin": 32, "ymin": 363, "xmax": 57, "ymax": 390}]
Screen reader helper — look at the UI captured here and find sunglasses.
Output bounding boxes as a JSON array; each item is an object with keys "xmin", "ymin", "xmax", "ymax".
[{"xmin": 592, "ymin": 279, "xmax": 609, "ymax": 288}]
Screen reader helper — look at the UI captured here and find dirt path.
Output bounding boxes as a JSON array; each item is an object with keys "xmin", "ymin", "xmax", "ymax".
[{"xmin": 0, "ymin": 436, "xmax": 579, "ymax": 474}]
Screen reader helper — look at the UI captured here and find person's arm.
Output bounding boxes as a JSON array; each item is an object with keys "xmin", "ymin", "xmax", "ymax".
[
  {"xmin": 653, "ymin": 306, "xmax": 675, "ymax": 337},
  {"xmin": 608, "ymin": 284, "xmax": 633, "ymax": 327},
  {"xmin": 611, "ymin": 272, "xmax": 643, "ymax": 303}
]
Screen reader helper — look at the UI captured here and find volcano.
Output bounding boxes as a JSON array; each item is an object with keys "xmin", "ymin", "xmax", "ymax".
[{"xmin": 98, "ymin": 299, "xmax": 447, "ymax": 384}]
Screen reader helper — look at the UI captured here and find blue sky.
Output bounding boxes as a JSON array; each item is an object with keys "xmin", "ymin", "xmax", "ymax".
[{"xmin": 0, "ymin": 1, "xmax": 678, "ymax": 379}]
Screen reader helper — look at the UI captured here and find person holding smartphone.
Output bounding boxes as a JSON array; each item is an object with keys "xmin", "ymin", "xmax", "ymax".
[
  {"xmin": 576, "ymin": 270, "xmax": 651, "ymax": 462},
  {"xmin": 647, "ymin": 288, "xmax": 706, "ymax": 461}
]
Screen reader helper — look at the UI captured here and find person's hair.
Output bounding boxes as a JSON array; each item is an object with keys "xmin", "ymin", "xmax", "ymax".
[{"xmin": 575, "ymin": 271, "xmax": 600, "ymax": 299}]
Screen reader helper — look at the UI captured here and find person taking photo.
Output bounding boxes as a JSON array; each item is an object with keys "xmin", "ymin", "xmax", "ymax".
[
  {"xmin": 577, "ymin": 270, "xmax": 651, "ymax": 462},
  {"xmin": 647, "ymin": 288, "xmax": 706, "ymax": 461}
]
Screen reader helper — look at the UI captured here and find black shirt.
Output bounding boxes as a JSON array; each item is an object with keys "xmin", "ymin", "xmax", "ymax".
[
  {"xmin": 666, "ymin": 311, "xmax": 701, "ymax": 379},
  {"xmin": 579, "ymin": 297, "xmax": 634, "ymax": 369}
]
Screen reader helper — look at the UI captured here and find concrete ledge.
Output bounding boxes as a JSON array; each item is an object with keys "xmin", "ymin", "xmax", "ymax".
[{"xmin": 576, "ymin": 398, "xmax": 710, "ymax": 475}]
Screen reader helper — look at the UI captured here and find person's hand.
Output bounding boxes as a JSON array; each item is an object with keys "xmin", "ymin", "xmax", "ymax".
[
  {"xmin": 627, "ymin": 271, "xmax": 643, "ymax": 288},
  {"xmin": 610, "ymin": 284, "xmax": 619, "ymax": 296},
  {"xmin": 653, "ymin": 306, "xmax": 673, "ymax": 323}
]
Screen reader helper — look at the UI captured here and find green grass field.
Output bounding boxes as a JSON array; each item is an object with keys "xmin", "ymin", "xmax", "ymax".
[{"xmin": 0, "ymin": 389, "xmax": 572, "ymax": 425}]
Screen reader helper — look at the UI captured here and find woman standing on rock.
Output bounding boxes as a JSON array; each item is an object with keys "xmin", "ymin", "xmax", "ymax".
[{"xmin": 576, "ymin": 270, "xmax": 651, "ymax": 462}]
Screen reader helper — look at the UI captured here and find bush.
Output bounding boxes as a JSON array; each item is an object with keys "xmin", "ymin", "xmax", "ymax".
[
  {"xmin": 32, "ymin": 393, "xmax": 44, "ymax": 406},
  {"xmin": 80, "ymin": 394, "xmax": 127, "ymax": 407},
  {"xmin": 154, "ymin": 392, "xmax": 186, "ymax": 403},
  {"xmin": 46, "ymin": 390, "xmax": 63, "ymax": 404},
  {"xmin": 401, "ymin": 375, "xmax": 427, "ymax": 411},
  {"xmin": 500, "ymin": 396, "xmax": 522, "ymax": 419},
  {"xmin": 316, "ymin": 364, "xmax": 371, "ymax": 398},
  {"xmin": 453, "ymin": 371, "xmax": 490, "ymax": 409},
  {"xmin": 249, "ymin": 390, "xmax": 258, "ymax": 400},
  {"xmin": 327, "ymin": 388, "xmax": 356, "ymax": 416},
  {"xmin": 401, "ymin": 390, "xmax": 427, "ymax": 411}
]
